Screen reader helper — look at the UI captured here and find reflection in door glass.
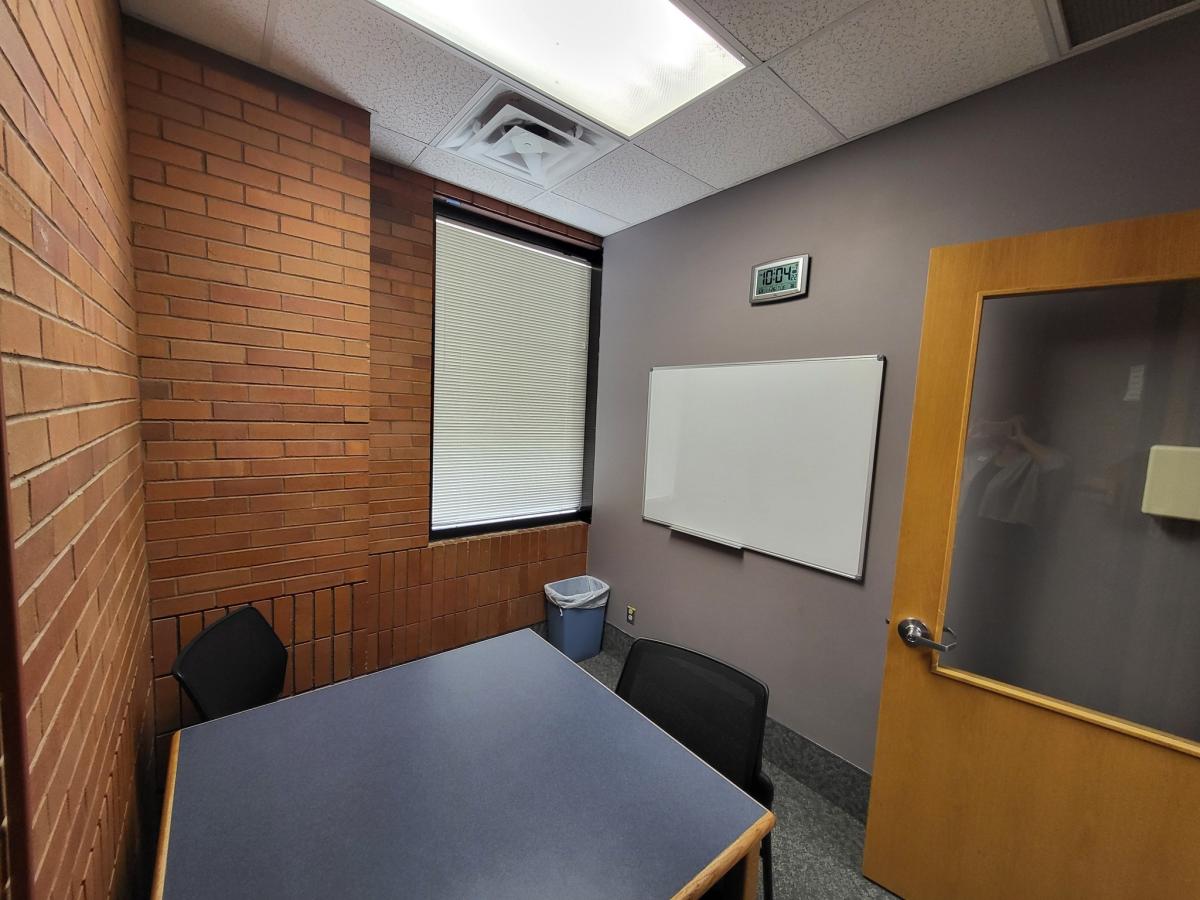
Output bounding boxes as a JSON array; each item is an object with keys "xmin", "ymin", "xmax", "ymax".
[{"xmin": 942, "ymin": 281, "xmax": 1200, "ymax": 743}]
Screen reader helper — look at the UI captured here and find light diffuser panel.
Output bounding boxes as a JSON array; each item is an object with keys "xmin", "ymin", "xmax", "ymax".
[{"xmin": 374, "ymin": 0, "xmax": 746, "ymax": 136}]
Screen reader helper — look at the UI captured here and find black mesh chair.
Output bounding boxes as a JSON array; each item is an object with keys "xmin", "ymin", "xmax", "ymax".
[
  {"xmin": 615, "ymin": 639, "xmax": 775, "ymax": 900},
  {"xmin": 171, "ymin": 607, "xmax": 288, "ymax": 722}
]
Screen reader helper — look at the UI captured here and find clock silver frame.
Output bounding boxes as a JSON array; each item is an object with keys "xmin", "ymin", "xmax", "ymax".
[{"xmin": 749, "ymin": 254, "xmax": 809, "ymax": 305}]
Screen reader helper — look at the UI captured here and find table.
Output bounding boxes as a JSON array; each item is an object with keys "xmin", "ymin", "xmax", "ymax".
[{"xmin": 153, "ymin": 629, "xmax": 774, "ymax": 898}]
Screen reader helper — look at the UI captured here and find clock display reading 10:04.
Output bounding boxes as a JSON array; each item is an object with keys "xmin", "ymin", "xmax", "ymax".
[{"xmin": 756, "ymin": 262, "xmax": 799, "ymax": 295}]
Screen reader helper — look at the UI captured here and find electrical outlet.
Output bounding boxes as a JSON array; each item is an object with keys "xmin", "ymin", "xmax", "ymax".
[{"xmin": 626, "ymin": 605, "xmax": 636, "ymax": 625}]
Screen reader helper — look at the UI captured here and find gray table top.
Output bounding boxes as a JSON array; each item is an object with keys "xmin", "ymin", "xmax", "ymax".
[{"xmin": 157, "ymin": 629, "xmax": 769, "ymax": 899}]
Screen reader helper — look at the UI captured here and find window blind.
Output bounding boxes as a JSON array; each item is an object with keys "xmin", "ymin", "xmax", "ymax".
[{"xmin": 432, "ymin": 218, "xmax": 593, "ymax": 531}]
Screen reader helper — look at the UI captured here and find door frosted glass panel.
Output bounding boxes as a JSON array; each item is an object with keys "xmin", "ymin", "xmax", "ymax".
[{"xmin": 942, "ymin": 281, "xmax": 1200, "ymax": 743}]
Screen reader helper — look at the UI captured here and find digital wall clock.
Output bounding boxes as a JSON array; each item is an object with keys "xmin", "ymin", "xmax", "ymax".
[{"xmin": 749, "ymin": 254, "xmax": 809, "ymax": 305}]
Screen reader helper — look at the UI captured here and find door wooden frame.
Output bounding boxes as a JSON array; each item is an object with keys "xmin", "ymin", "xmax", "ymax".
[{"xmin": 864, "ymin": 209, "xmax": 1200, "ymax": 900}]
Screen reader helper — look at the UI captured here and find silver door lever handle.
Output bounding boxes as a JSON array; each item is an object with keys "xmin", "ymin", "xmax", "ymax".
[{"xmin": 897, "ymin": 618, "xmax": 957, "ymax": 653}]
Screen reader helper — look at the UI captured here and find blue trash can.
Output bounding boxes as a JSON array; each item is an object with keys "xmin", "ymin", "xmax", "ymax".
[{"xmin": 544, "ymin": 576, "xmax": 610, "ymax": 662}]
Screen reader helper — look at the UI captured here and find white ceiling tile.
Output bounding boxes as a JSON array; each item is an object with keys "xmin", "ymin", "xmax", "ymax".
[
  {"xmin": 410, "ymin": 147, "xmax": 543, "ymax": 205},
  {"xmin": 635, "ymin": 67, "xmax": 840, "ymax": 189},
  {"xmin": 554, "ymin": 144, "xmax": 712, "ymax": 225},
  {"xmin": 526, "ymin": 193, "xmax": 630, "ymax": 237},
  {"xmin": 123, "ymin": 0, "xmax": 271, "ymax": 64},
  {"xmin": 693, "ymin": 0, "xmax": 871, "ymax": 60},
  {"xmin": 371, "ymin": 123, "xmax": 425, "ymax": 166},
  {"xmin": 268, "ymin": 0, "xmax": 489, "ymax": 142},
  {"xmin": 771, "ymin": 0, "xmax": 1051, "ymax": 138}
]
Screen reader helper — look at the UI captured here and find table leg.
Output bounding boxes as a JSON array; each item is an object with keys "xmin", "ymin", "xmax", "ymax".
[{"xmin": 739, "ymin": 838, "xmax": 761, "ymax": 900}]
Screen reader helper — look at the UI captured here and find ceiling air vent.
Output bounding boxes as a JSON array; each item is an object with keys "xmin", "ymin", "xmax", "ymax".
[{"xmin": 436, "ymin": 83, "xmax": 619, "ymax": 189}]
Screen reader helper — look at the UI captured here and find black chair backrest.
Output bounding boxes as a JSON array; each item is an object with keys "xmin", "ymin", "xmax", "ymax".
[
  {"xmin": 171, "ymin": 607, "xmax": 287, "ymax": 721},
  {"xmin": 616, "ymin": 639, "xmax": 768, "ymax": 791}
]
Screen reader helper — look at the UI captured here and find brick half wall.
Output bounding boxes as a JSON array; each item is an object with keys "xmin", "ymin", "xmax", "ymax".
[
  {"xmin": 368, "ymin": 522, "xmax": 588, "ymax": 668},
  {"xmin": 152, "ymin": 518, "xmax": 588, "ymax": 759}
]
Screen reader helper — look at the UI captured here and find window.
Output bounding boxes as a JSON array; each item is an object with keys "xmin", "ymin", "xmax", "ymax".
[{"xmin": 431, "ymin": 213, "xmax": 597, "ymax": 534}]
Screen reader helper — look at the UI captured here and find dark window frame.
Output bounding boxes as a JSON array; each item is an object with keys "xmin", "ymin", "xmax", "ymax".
[{"xmin": 428, "ymin": 199, "xmax": 602, "ymax": 541}]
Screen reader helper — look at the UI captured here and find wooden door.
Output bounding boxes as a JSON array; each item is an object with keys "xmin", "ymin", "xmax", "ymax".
[{"xmin": 863, "ymin": 210, "xmax": 1200, "ymax": 899}]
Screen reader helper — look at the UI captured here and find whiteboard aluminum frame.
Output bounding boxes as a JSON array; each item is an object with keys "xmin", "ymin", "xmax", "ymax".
[{"xmin": 641, "ymin": 355, "xmax": 885, "ymax": 581}]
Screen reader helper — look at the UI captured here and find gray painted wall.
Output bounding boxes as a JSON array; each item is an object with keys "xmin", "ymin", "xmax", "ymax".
[{"xmin": 587, "ymin": 13, "xmax": 1200, "ymax": 772}]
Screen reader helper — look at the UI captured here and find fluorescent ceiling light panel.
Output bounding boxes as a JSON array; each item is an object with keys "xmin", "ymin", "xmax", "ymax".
[{"xmin": 374, "ymin": 0, "xmax": 746, "ymax": 136}]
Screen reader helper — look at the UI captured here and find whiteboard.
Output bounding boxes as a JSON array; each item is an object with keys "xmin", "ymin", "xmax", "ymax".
[{"xmin": 642, "ymin": 356, "xmax": 885, "ymax": 580}]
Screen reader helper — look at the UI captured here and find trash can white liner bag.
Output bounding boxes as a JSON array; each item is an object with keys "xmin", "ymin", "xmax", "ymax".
[{"xmin": 544, "ymin": 575, "xmax": 610, "ymax": 611}]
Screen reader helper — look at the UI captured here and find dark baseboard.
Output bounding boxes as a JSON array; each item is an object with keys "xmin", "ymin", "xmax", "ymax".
[
  {"xmin": 600, "ymin": 620, "xmax": 634, "ymax": 658},
  {"xmin": 761, "ymin": 718, "xmax": 870, "ymax": 823},
  {"xmin": 601, "ymin": 623, "xmax": 871, "ymax": 823}
]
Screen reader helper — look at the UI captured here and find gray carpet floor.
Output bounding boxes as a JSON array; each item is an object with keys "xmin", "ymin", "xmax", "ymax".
[{"xmin": 577, "ymin": 650, "xmax": 895, "ymax": 900}]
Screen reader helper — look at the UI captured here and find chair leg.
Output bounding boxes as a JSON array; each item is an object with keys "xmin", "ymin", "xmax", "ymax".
[{"xmin": 761, "ymin": 832, "xmax": 773, "ymax": 900}]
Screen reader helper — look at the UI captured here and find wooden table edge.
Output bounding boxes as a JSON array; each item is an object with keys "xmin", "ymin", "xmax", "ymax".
[
  {"xmin": 671, "ymin": 808, "xmax": 776, "ymax": 900},
  {"xmin": 152, "ymin": 730, "xmax": 181, "ymax": 900}
]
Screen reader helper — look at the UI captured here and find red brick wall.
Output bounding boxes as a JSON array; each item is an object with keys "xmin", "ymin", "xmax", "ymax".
[
  {"xmin": 150, "ymin": 522, "xmax": 586, "ymax": 742},
  {"xmin": 0, "ymin": 0, "xmax": 153, "ymax": 896},
  {"xmin": 125, "ymin": 25, "xmax": 372, "ymax": 624},
  {"xmin": 368, "ymin": 522, "xmax": 588, "ymax": 668},
  {"xmin": 150, "ymin": 583, "xmax": 370, "ymax": 739},
  {"xmin": 1, "ymin": 373, "xmax": 24, "ymax": 900},
  {"xmin": 121, "ymin": 25, "xmax": 378, "ymax": 785},
  {"xmin": 366, "ymin": 162, "xmax": 433, "ymax": 552}
]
